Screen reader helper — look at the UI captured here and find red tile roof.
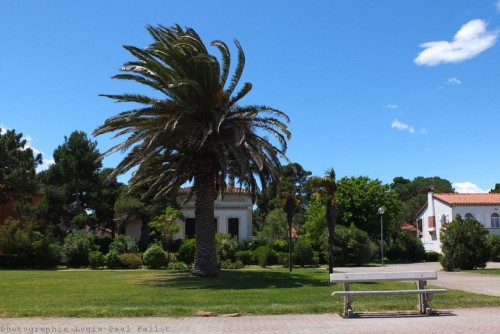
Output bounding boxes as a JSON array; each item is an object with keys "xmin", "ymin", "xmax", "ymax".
[
  {"xmin": 178, "ymin": 185, "xmax": 250, "ymax": 194},
  {"xmin": 433, "ymin": 193, "xmax": 500, "ymax": 206},
  {"xmin": 401, "ymin": 223, "xmax": 417, "ymax": 232}
]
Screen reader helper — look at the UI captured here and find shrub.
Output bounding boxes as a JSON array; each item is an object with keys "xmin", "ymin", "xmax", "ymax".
[
  {"xmin": 292, "ymin": 238, "xmax": 315, "ymax": 266},
  {"xmin": 88, "ymin": 251, "xmax": 105, "ymax": 269},
  {"xmin": 62, "ymin": 234, "xmax": 97, "ymax": 268},
  {"xmin": 487, "ymin": 235, "xmax": 500, "ymax": 262},
  {"xmin": 272, "ymin": 239, "xmax": 288, "ymax": 253},
  {"xmin": 220, "ymin": 260, "xmax": 244, "ymax": 269},
  {"xmin": 386, "ymin": 232, "xmax": 426, "ymax": 262},
  {"xmin": 177, "ymin": 239, "xmax": 195, "ymax": 265},
  {"xmin": 236, "ymin": 250, "xmax": 255, "ymax": 265},
  {"xmin": 109, "ymin": 235, "xmax": 139, "ymax": 254},
  {"xmin": 426, "ymin": 251, "xmax": 441, "ymax": 262},
  {"xmin": 118, "ymin": 253, "xmax": 142, "ymax": 269},
  {"xmin": 216, "ymin": 233, "xmax": 240, "ymax": 263},
  {"xmin": 0, "ymin": 218, "xmax": 62, "ymax": 268},
  {"xmin": 105, "ymin": 251, "xmax": 121, "ymax": 269},
  {"xmin": 329, "ymin": 225, "xmax": 377, "ymax": 266},
  {"xmin": 440, "ymin": 215, "xmax": 490, "ymax": 271},
  {"xmin": 143, "ymin": 245, "xmax": 168, "ymax": 269},
  {"xmin": 253, "ymin": 245, "xmax": 278, "ymax": 267},
  {"xmin": 167, "ymin": 261, "xmax": 189, "ymax": 270},
  {"xmin": 94, "ymin": 237, "xmax": 113, "ymax": 254}
]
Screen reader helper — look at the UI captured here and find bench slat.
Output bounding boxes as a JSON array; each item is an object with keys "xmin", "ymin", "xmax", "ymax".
[
  {"xmin": 330, "ymin": 271, "xmax": 437, "ymax": 283},
  {"xmin": 332, "ymin": 289, "xmax": 448, "ymax": 296}
]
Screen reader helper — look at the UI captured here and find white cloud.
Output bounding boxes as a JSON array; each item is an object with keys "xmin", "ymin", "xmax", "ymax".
[
  {"xmin": 391, "ymin": 119, "xmax": 426, "ymax": 135},
  {"xmin": 447, "ymin": 77, "xmax": 462, "ymax": 85},
  {"xmin": 386, "ymin": 104, "xmax": 399, "ymax": 109},
  {"xmin": 453, "ymin": 182, "xmax": 487, "ymax": 193},
  {"xmin": 414, "ymin": 19, "xmax": 498, "ymax": 66},
  {"xmin": 391, "ymin": 119, "xmax": 414, "ymax": 133}
]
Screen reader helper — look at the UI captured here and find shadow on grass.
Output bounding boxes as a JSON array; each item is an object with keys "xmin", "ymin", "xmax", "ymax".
[{"xmin": 142, "ymin": 269, "xmax": 329, "ymax": 290}]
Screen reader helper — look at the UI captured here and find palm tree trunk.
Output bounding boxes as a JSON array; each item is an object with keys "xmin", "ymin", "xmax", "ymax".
[
  {"xmin": 192, "ymin": 161, "xmax": 219, "ymax": 276},
  {"xmin": 326, "ymin": 202, "xmax": 337, "ymax": 274}
]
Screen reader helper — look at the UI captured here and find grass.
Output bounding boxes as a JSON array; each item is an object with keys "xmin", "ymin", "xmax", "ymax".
[
  {"xmin": 1, "ymin": 268, "xmax": 500, "ymax": 317},
  {"xmin": 464, "ymin": 269, "xmax": 500, "ymax": 275}
]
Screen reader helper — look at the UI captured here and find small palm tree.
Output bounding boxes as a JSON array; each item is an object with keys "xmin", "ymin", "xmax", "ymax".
[
  {"xmin": 94, "ymin": 24, "xmax": 291, "ymax": 276},
  {"xmin": 310, "ymin": 168, "xmax": 338, "ymax": 274}
]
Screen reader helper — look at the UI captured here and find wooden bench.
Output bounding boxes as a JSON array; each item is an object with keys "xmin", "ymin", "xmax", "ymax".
[{"xmin": 330, "ymin": 271, "xmax": 447, "ymax": 318}]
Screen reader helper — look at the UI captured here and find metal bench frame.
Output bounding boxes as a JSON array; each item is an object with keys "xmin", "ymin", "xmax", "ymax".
[{"xmin": 330, "ymin": 271, "xmax": 447, "ymax": 318}]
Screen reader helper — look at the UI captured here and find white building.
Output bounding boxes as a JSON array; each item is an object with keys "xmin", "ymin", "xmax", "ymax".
[
  {"xmin": 174, "ymin": 186, "xmax": 253, "ymax": 241},
  {"xmin": 416, "ymin": 187, "xmax": 500, "ymax": 253},
  {"xmin": 124, "ymin": 186, "xmax": 253, "ymax": 242}
]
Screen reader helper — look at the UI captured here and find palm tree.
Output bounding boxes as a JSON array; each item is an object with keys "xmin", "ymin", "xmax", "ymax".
[
  {"xmin": 310, "ymin": 168, "xmax": 337, "ymax": 274},
  {"xmin": 94, "ymin": 24, "xmax": 291, "ymax": 276}
]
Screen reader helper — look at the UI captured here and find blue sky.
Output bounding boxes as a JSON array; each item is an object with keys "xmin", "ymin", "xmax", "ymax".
[{"xmin": 2, "ymin": 1, "xmax": 500, "ymax": 193}]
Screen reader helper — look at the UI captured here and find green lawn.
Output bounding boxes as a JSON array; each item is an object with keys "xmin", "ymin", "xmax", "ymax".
[
  {"xmin": 464, "ymin": 269, "xmax": 500, "ymax": 275},
  {"xmin": 1, "ymin": 268, "xmax": 500, "ymax": 317}
]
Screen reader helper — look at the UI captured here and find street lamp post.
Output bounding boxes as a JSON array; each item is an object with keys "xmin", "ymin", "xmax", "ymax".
[{"xmin": 378, "ymin": 207, "xmax": 385, "ymax": 265}]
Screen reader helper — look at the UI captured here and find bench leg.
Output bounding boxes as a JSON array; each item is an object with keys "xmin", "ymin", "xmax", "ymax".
[
  {"xmin": 342, "ymin": 283, "xmax": 354, "ymax": 318},
  {"xmin": 343, "ymin": 296, "xmax": 354, "ymax": 318},
  {"xmin": 416, "ymin": 281, "xmax": 434, "ymax": 315}
]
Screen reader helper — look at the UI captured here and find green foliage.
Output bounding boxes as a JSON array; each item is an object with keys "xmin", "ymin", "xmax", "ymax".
[
  {"xmin": 118, "ymin": 253, "xmax": 142, "ymax": 269},
  {"xmin": 330, "ymin": 225, "xmax": 377, "ymax": 266},
  {"xmin": 109, "ymin": 235, "xmax": 139, "ymax": 254},
  {"xmin": 426, "ymin": 251, "xmax": 441, "ymax": 262},
  {"xmin": 105, "ymin": 251, "xmax": 121, "ymax": 269},
  {"xmin": 391, "ymin": 176, "xmax": 454, "ymax": 225},
  {"xmin": 41, "ymin": 131, "xmax": 102, "ymax": 230},
  {"xmin": 177, "ymin": 239, "xmax": 195, "ymax": 265},
  {"xmin": 440, "ymin": 215, "xmax": 490, "ymax": 271},
  {"xmin": 258, "ymin": 209, "xmax": 288, "ymax": 242},
  {"xmin": 62, "ymin": 234, "xmax": 97, "ymax": 268},
  {"xmin": 219, "ymin": 260, "xmax": 244, "ymax": 269},
  {"xmin": 236, "ymin": 250, "xmax": 255, "ymax": 265},
  {"xmin": 303, "ymin": 199, "xmax": 327, "ymax": 249},
  {"xmin": 88, "ymin": 251, "xmax": 105, "ymax": 269},
  {"xmin": 0, "ymin": 218, "xmax": 61, "ymax": 268},
  {"xmin": 292, "ymin": 238, "xmax": 315, "ymax": 266},
  {"xmin": 216, "ymin": 233, "xmax": 240, "ymax": 264},
  {"xmin": 253, "ymin": 245, "xmax": 278, "ymax": 267},
  {"xmin": 487, "ymin": 235, "xmax": 500, "ymax": 262},
  {"xmin": 167, "ymin": 261, "xmax": 189, "ymax": 270},
  {"xmin": 149, "ymin": 207, "xmax": 182, "ymax": 249},
  {"xmin": 272, "ymin": 239, "xmax": 288, "ymax": 253},
  {"xmin": 143, "ymin": 244, "xmax": 168, "ymax": 269},
  {"xmin": 386, "ymin": 232, "xmax": 426, "ymax": 262},
  {"xmin": 336, "ymin": 176, "xmax": 401, "ymax": 236},
  {"xmin": 0, "ymin": 128, "xmax": 42, "ymax": 203}
]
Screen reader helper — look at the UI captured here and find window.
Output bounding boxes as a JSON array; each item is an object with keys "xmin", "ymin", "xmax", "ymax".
[
  {"xmin": 465, "ymin": 213, "xmax": 474, "ymax": 220},
  {"xmin": 185, "ymin": 218, "xmax": 196, "ymax": 239},
  {"xmin": 491, "ymin": 213, "xmax": 500, "ymax": 228},
  {"xmin": 228, "ymin": 218, "xmax": 239, "ymax": 239}
]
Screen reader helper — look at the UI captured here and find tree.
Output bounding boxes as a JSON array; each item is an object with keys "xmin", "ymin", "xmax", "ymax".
[
  {"xmin": 39, "ymin": 131, "xmax": 102, "ymax": 230},
  {"xmin": 336, "ymin": 176, "xmax": 400, "ymax": 237},
  {"xmin": 253, "ymin": 163, "xmax": 311, "ymax": 233},
  {"xmin": 391, "ymin": 176, "xmax": 454, "ymax": 225},
  {"xmin": 149, "ymin": 206, "xmax": 182, "ymax": 256},
  {"xmin": 440, "ymin": 215, "xmax": 489, "ymax": 271},
  {"xmin": 94, "ymin": 25, "xmax": 291, "ymax": 276},
  {"xmin": 92, "ymin": 168, "xmax": 123, "ymax": 237},
  {"xmin": 0, "ymin": 128, "xmax": 42, "ymax": 203},
  {"xmin": 309, "ymin": 168, "xmax": 338, "ymax": 273},
  {"xmin": 490, "ymin": 184, "xmax": 500, "ymax": 193}
]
